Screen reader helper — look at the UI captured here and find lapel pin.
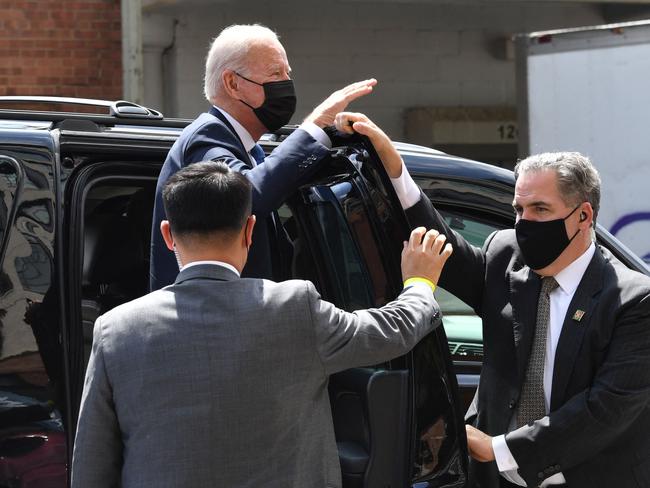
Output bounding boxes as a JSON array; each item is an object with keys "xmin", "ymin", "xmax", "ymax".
[{"xmin": 572, "ymin": 309, "xmax": 586, "ymax": 322}]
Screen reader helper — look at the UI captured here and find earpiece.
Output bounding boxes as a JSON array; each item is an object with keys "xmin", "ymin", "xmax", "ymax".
[{"xmin": 580, "ymin": 212, "xmax": 587, "ymax": 222}]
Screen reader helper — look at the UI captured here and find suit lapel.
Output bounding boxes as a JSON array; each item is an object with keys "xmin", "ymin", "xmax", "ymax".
[
  {"xmin": 209, "ymin": 106, "xmax": 248, "ymax": 160},
  {"xmin": 550, "ymin": 249, "xmax": 604, "ymax": 410},
  {"xmin": 509, "ymin": 265, "xmax": 542, "ymax": 387}
]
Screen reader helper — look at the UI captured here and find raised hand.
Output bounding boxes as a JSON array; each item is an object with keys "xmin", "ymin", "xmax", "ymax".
[
  {"xmin": 304, "ymin": 79, "xmax": 377, "ymax": 128},
  {"xmin": 401, "ymin": 227, "xmax": 453, "ymax": 285},
  {"xmin": 334, "ymin": 111, "xmax": 403, "ymax": 178}
]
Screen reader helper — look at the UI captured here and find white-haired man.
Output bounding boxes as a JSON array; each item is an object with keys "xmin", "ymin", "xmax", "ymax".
[{"xmin": 150, "ymin": 24, "xmax": 376, "ymax": 290}]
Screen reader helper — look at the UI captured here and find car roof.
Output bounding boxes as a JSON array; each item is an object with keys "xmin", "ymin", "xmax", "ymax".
[
  {"xmin": 398, "ymin": 142, "xmax": 516, "ymax": 187},
  {"xmin": 0, "ymin": 97, "xmax": 515, "ymax": 183}
]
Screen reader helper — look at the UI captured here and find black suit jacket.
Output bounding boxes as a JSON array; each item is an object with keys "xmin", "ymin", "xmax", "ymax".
[
  {"xmin": 150, "ymin": 107, "xmax": 329, "ymax": 290},
  {"xmin": 406, "ymin": 193, "xmax": 650, "ymax": 488}
]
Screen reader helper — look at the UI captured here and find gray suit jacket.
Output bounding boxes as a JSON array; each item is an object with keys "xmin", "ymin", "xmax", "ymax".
[{"xmin": 71, "ymin": 263, "xmax": 441, "ymax": 488}]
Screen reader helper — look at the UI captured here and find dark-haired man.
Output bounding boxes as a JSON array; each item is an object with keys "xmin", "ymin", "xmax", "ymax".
[
  {"xmin": 333, "ymin": 111, "xmax": 650, "ymax": 488},
  {"xmin": 72, "ymin": 161, "xmax": 453, "ymax": 488},
  {"xmin": 150, "ymin": 24, "xmax": 377, "ymax": 290}
]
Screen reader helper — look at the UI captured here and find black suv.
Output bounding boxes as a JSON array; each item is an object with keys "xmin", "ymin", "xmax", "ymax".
[{"xmin": 0, "ymin": 98, "xmax": 647, "ymax": 488}]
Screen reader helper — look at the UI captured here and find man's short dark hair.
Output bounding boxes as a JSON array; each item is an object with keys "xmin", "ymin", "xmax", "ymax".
[
  {"xmin": 162, "ymin": 161, "xmax": 252, "ymax": 238},
  {"xmin": 514, "ymin": 152, "xmax": 601, "ymax": 223}
]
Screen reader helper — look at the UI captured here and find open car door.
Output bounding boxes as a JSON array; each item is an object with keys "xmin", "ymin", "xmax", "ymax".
[{"xmin": 281, "ymin": 135, "xmax": 469, "ymax": 488}]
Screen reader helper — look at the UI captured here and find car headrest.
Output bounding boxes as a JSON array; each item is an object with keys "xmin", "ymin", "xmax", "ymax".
[
  {"xmin": 126, "ymin": 186, "xmax": 156, "ymax": 261},
  {"xmin": 82, "ymin": 198, "xmax": 144, "ymax": 289}
]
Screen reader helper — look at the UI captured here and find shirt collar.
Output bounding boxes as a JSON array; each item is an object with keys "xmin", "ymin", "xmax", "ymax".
[
  {"xmin": 180, "ymin": 260, "xmax": 240, "ymax": 277},
  {"xmin": 553, "ymin": 242, "xmax": 595, "ymax": 295},
  {"xmin": 213, "ymin": 105, "xmax": 256, "ymax": 154}
]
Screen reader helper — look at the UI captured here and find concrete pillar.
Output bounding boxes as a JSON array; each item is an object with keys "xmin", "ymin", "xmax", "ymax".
[
  {"xmin": 122, "ymin": 0, "xmax": 144, "ymax": 104},
  {"xmin": 142, "ymin": 12, "xmax": 176, "ymax": 114}
]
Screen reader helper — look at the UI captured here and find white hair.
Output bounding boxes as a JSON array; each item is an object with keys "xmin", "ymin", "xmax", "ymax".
[{"xmin": 203, "ymin": 24, "xmax": 280, "ymax": 103}]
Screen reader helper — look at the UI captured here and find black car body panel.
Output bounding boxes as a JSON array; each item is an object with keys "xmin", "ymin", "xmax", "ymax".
[{"xmin": 0, "ymin": 127, "xmax": 68, "ymax": 487}]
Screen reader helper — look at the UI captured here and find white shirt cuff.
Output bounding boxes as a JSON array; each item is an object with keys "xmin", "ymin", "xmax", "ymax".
[
  {"xmin": 493, "ymin": 435, "xmax": 519, "ymax": 472},
  {"xmin": 493, "ymin": 435, "xmax": 526, "ymax": 486},
  {"xmin": 390, "ymin": 163, "xmax": 421, "ymax": 209},
  {"xmin": 299, "ymin": 122, "xmax": 331, "ymax": 149},
  {"xmin": 492, "ymin": 435, "xmax": 567, "ymax": 487}
]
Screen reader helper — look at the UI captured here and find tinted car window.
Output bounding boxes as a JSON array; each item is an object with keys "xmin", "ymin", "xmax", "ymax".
[
  {"xmin": 434, "ymin": 210, "xmax": 505, "ymax": 361},
  {"xmin": 413, "ymin": 175, "xmax": 512, "ymax": 362},
  {"xmin": 309, "ymin": 182, "xmax": 376, "ymax": 311},
  {"xmin": 80, "ymin": 180, "xmax": 156, "ymax": 370}
]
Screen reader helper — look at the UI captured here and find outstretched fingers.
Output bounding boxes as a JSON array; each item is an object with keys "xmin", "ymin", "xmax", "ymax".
[
  {"xmin": 305, "ymin": 80, "xmax": 377, "ymax": 128},
  {"xmin": 339, "ymin": 79, "xmax": 377, "ymax": 103}
]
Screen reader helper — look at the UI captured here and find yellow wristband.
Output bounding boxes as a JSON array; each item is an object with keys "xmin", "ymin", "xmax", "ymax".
[{"xmin": 403, "ymin": 277, "xmax": 436, "ymax": 294}]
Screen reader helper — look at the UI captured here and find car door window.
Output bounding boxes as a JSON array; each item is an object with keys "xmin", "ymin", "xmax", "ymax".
[
  {"xmin": 434, "ymin": 210, "xmax": 505, "ymax": 361},
  {"xmin": 301, "ymin": 180, "xmax": 384, "ymax": 311},
  {"xmin": 411, "ymin": 174, "xmax": 513, "ymax": 363},
  {"xmin": 80, "ymin": 179, "xmax": 157, "ymax": 370}
]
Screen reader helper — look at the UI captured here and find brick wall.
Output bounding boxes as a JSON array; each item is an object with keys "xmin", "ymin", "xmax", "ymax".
[{"xmin": 0, "ymin": 0, "xmax": 122, "ymax": 100}]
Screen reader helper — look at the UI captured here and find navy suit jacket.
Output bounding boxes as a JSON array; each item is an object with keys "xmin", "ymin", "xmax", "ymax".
[
  {"xmin": 405, "ymin": 193, "xmax": 650, "ymax": 488},
  {"xmin": 150, "ymin": 107, "xmax": 329, "ymax": 290}
]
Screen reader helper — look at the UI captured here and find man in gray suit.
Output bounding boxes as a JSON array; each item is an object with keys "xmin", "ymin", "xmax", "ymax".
[{"xmin": 71, "ymin": 161, "xmax": 453, "ymax": 488}]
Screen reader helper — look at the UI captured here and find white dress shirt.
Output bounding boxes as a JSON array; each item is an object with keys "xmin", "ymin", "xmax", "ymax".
[
  {"xmin": 213, "ymin": 106, "xmax": 331, "ymax": 166},
  {"xmin": 180, "ymin": 260, "xmax": 240, "ymax": 276},
  {"xmin": 492, "ymin": 242, "xmax": 596, "ymax": 486}
]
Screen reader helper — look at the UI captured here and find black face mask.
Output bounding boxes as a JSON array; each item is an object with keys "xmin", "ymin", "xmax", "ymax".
[
  {"xmin": 515, "ymin": 205, "xmax": 582, "ymax": 270},
  {"xmin": 235, "ymin": 72, "xmax": 296, "ymax": 132}
]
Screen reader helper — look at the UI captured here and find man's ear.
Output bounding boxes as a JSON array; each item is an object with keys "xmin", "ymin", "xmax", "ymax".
[
  {"xmin": 222, "ymin": 69, "xmax": 240, "ymax": 98},
  {"xmin": 160, "ymin": 220, "xmax": 175, "ymax": 251},
  {"xmin": 580, "ymin": 203, "xmax": 594, "ymax": 228},
  {"xmin": 245, "ymin": 215, "xmax": 256, "ymax": 250}
]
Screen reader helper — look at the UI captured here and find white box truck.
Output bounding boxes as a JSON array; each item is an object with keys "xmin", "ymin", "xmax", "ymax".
[{"xmin": 515, "ymin": 20, "xmax": 650, "ymax": 264}]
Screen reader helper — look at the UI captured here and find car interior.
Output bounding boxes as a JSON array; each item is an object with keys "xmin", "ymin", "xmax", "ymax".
[{"xmin": 80, "ymin": 180, "xmax": 156, "ymax": 365}]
